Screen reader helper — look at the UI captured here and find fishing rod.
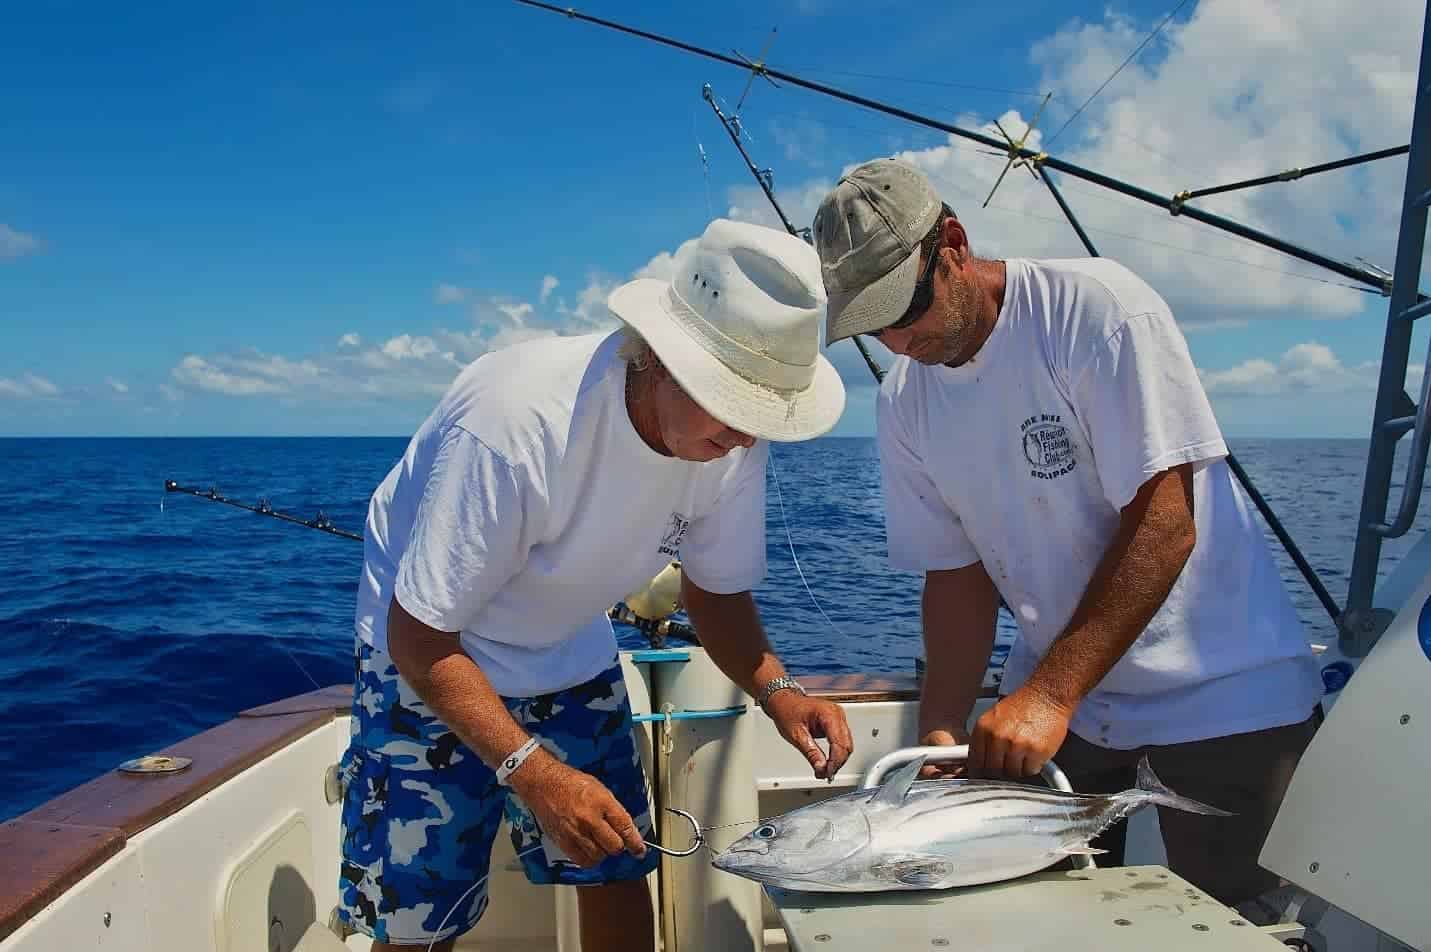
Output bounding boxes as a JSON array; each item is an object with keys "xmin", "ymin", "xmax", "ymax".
[
  {"xmin": 162, "ymin": 479, "xmax": 703, "ymax": 647},
  {"xmin": 515, "ymin": 0, "xmax": 1404, "ymax": 295},
  {"xmin": 164, "ymin": 479, "xmax": 362, "ymax": 541},
  {"xmin": 701, "ymin": 85, "xmax": 885, "ymax": 384}
]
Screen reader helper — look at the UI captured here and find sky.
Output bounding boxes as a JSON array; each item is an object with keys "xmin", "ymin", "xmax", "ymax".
[{"xmin": 2, "ymin": 0, "xmax": 1427, "ymax": 438}]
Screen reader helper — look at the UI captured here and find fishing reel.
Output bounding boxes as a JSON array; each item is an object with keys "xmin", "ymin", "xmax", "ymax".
[{"xmin": 609, "ymin": 561, "xmax": 700, "ymax": 649}]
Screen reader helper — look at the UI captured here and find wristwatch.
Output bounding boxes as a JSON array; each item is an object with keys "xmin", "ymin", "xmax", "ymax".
[{"xmin": 755, "ymin": 675, "xmax": 806, "ymax": 711}]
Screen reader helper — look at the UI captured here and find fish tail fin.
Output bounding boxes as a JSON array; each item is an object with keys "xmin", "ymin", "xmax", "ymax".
[{"xmin": 1133, "ymin": 755, "xmax": 1235, "ymax": 817}]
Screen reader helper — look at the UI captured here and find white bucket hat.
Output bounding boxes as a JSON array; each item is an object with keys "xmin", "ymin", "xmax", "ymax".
[{"xmin": 607, "ymin": 218, "xmax": 846, "ymax": 442}]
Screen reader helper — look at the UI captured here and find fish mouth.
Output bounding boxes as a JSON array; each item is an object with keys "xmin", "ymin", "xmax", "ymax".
[{"xmin": 710, "ymin": 844, "xmax": 771, "ymax": 873}]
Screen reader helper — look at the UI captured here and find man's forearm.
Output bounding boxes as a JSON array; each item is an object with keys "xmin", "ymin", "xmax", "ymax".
[
  {"xmin": 918, "ymin": 566, "xmax": 1000, "ymax": 739},
  {"xmin": 680, "ymin": 580, "xmax": 786, "ymax": 697},
  {"xmin": 385, "ymin": 597, "xmax": 555, "ymax": 776},
  {"xmin": 1022, "ymin": 466, "xmax": 1196, "ymax": 710}
]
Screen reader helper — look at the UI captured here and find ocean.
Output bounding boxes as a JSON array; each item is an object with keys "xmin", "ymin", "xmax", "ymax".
[{"xmin": 0, "ymin": 436, "xmax": 1418, "ymax": 822}]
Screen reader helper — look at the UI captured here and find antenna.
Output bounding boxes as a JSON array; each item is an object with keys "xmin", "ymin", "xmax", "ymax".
[
  {"xmin": 732, "ymin": 27, "xmax": 780, "ymax": 116},
  {"xmin": 982, "ymin": 92, "xmax": 1052, "ymax": 207}
]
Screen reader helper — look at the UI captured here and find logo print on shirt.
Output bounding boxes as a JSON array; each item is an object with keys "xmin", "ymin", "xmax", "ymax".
[
  {"xmin": 659, "ymin": 512, "xmax": 690, "ymax": 557},
  {"xmin": 1020, "ymin": 414, "xmax": 1077, "ymax": 480}
]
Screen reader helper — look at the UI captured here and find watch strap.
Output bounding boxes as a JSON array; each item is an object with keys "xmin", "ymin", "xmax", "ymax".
[{"xmin": 755, "ymin": 675, "xmax": 806, "ymax": 711}]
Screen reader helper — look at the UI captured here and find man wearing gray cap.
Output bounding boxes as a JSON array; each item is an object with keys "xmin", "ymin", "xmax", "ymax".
[{"xmin": 812, "ymin": 157, "xmax": 1324, "ymax": 911}]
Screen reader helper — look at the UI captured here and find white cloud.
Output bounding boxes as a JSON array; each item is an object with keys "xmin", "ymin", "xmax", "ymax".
[
  {"xmin": 769, "ymin": 117, "xmax": 830, "ymax": 167},
  {"xmin": 0, "ymin": 373, "xmax": 59, "ymax": 398},
  {"xmin": 1199, "ymin": 341, "xmax": 1383, "ymax": 396},
  {"xmin": 727, "ymin": 0, "xmax": 1418, "ymax": 333},
  {"xmin": 161, "ymin": 230, "xmax": 732, "ymax": 406},
  {"xmin": 633, "ymin": 239, "xmax": 699, "ymax": 282},
  {"xmin": 106, "ymin": 377, "xmax": 129, "ymax": 395},
  {"xmin": 160, "ymin": 383, "xmax": 182, "ymax": 403},
  {"xmin": 498, "ymin": 302, "xmax": 532, "ymax": 326},
  {"xmin": 0, "ymin": 224, "xmax": 41, "ymax": 260},
  {"xmin": 726, "ymin": 178, "xmax": 833, "ymax": 237},
  {"xmin": 172, "ymin": 355, "xmax": 287, "ymax": 396},
  {"xmin": 381, "ymin": 334, "xmax": 441, "ymax": 361},
  {"xmin": 435, "ymin": 284, "xmax": 468, "ymax": 304}
]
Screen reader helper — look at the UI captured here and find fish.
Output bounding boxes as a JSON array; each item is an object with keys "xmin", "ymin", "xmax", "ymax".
[{"xmin": 710, "ymin": 754, "xmax": 1232, "ymax": 893}]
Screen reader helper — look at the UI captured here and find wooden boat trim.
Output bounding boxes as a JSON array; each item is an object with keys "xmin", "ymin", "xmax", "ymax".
[
  {"xmin": 239, "ymin": 683, "xmax": 351, "ymax": 717},
  {"xmin": 0, "ymin": 706, "xmax": 335, "ymax": 943},
  {"xmin": 801, "ymin": 673, "xmax": 922, "ymax": 703}
]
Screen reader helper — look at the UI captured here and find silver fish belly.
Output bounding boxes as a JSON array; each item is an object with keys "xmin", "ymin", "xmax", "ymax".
[{"xmin": 711, "ymin": 754, "xmax": 1231, "ymax": 893}]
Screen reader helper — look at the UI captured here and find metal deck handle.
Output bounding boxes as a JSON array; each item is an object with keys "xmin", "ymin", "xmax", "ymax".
[
  {"xmin": 860, "ymin": 745, "xmax": 1093, "ymax": 870},
  {"xmin": 1372, "ymin": 338, "xmax": 1431, "ymax": 538}
]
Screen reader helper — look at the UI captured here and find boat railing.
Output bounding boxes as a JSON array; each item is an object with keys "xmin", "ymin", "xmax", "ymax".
[{"xmin": 1341, "ymin": 0, "xmax": 1431, "ymax": 658}]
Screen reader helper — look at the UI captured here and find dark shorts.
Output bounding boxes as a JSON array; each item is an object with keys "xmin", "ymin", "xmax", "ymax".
[
  {"xmin": 1052, "ymin": 713, "xmax": 1318, "ymax": 908},
  {"xmin": 335, "ymin": 641, "xmax": 658, "ymax": 945}
]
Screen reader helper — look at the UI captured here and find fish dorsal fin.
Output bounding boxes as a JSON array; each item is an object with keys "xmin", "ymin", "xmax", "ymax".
[{"xmin": 871, "ymin": 756, "xmax": 925, "ymax": 806}]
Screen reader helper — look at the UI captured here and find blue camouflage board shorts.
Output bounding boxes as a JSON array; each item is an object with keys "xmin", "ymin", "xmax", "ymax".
[{"xmin": 335, "ymin": 640, "xmax": 658, "ymax": 945}]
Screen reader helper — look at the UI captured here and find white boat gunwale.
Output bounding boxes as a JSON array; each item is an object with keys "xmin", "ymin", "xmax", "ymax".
[{"xmin": 0, "ymin": 668, "xmax": 931, "ymax": 945}]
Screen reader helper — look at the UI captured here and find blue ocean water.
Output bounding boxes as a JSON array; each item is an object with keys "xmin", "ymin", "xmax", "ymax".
[{"xmin": 0, "ymin": 436, "xmax": 1419, "ymax": 822}]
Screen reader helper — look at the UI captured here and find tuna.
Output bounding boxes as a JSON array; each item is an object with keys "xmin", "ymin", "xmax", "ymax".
[{"xmin": 711, "ymin": 754, "xmax": 1231, "ymax": 892}]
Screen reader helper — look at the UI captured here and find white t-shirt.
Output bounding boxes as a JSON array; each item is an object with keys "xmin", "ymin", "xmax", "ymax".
[
  {"xmin": 878, "ymin": 257, "xmax": 1323, "ymax": 749},
  {"xmin": 354, "ymin": 330, "xmax": 768, "ymax": 697}
]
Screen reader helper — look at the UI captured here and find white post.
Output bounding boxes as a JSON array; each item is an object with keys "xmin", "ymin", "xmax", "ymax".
[{"xmin": 651, "ymin": 648, "xmax": 762, "ymax": 952}]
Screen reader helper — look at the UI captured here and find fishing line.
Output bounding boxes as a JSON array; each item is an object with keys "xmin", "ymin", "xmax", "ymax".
[
  {"xmin": 1046, "ymin": 0, "xmax": 1194, "ymax": 147},
  {"xmin": 425, "ymin": 843, "xmax": 548, "ymax": 952},
  {"xmin": 768, "ymin": 446, "xmax": 846, "ymax": 639},
  {"xmin": 422, "ymin": 809, "xmax": 707, "ymax": 950},
  {"xmin": 263, "ymin": 632, "xmax": 323, "ymax": 692}
]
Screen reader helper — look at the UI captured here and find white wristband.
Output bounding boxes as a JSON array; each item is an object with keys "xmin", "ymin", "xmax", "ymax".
[{"xmin": 495, "ymin": 737, "xmax": 541, "ymax": 786}]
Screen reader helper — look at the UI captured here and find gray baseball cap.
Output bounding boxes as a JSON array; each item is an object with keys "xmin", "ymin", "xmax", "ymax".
[{"xmin": 812, "ymin": 158, "xmax": 946, "ymax": 344}]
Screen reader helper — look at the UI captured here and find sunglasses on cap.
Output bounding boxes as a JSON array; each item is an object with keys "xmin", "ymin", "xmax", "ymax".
[{"xmin": 877, "ymin": 229, "xmax": 943, "ymax": 336}]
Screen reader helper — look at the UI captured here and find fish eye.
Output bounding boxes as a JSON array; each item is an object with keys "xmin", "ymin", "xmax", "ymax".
[{"xmin": 754, "ymin": 824, "xmax": 777, "ymax": 839}]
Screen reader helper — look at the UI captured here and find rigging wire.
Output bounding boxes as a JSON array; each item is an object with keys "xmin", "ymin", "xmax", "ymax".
[
  {"xmin": 1046, "ymin": 0, "xmax": 1195, "ymax": 147},
  {"xmin": 756, "ymin": 92, "xmax": 1201, "ymax": 183},
  {"xmin": 768, "ymin": 446, "xmax": 847, "ymax": 640},
  {"xmin": 909, "ymin": 166, "xmax": 1382, "ymax": 295}
]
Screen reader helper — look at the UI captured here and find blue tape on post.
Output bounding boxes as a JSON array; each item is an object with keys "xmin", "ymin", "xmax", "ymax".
[
  {"xmin": 629, "ymin": 650, "xmax": 691, "ymax": 664},
  {"xmin": 632, "ymin": 705, "xmax": 747, "ymax": 723}
]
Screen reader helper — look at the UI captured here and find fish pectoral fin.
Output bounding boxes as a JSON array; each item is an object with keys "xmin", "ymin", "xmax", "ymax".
[
  {"xmin": 871, "ymin": 855, "xmax": 953, "ymax": 887},
  {"xmin": 1055, "ymin": 845, "xmax": 1109, "ymax": 856}
]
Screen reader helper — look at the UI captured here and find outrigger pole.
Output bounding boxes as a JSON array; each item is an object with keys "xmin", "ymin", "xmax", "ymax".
[
  {"xmin": 164, "ymin": 479, "xmax": 362, "ymax": 541},
  {"xmin": 162, "ymin": 479, "xmax": 702, "ymax": 648},
  {"xmin": 514, "ymin": 0, "xmax": 1405, "ymax": 295},
  {"xmin": 700, "ymin": 86, "xmax": 886, "ymax": 383},
  {"xmin": 514, "ymin": 1, "xmax": 1379, "ymax": 628}
]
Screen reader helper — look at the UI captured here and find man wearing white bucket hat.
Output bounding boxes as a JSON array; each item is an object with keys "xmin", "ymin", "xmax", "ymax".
[{"xmin": 336, "ymin": 218, "xmax": 852, "ymax": 951}]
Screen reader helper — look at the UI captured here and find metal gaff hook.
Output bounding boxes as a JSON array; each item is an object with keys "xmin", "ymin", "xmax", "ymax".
[{"xmin": 644, "ymin": 807, "xmax": 704, "ymax": 857}]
